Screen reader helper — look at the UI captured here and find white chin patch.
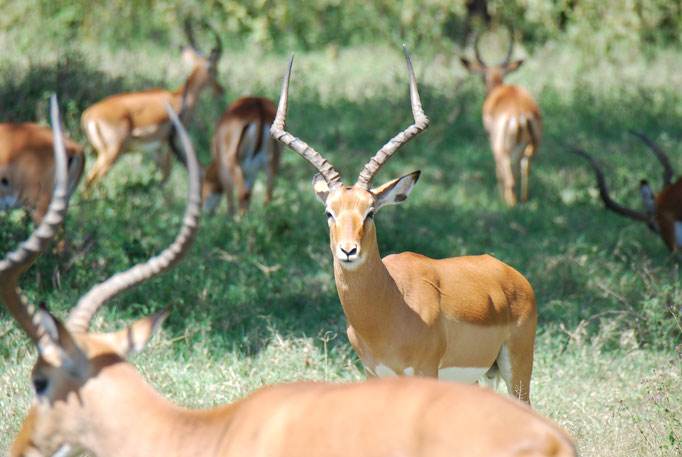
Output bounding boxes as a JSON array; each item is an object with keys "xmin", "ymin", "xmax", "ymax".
[{"xmin": 337, "ymin": 257, "xmax": 365, "ymax": 270}]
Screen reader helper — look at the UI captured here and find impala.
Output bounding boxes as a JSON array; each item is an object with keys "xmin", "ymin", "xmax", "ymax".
[
  {"xmin": 271, "ymin": 47, "xmax": 537, "ymax": 403},
  {"xmin": 568, "ymin": 131, "xmax": 682, "ymax": 256},
  {"xmin": 460, "ymin": 31, "xmax": 542, "ymax": 206},
  {"xmin": 81, "ymin": 20, "xmax": 223, "ymax": 186},
  {"xmin": 2, "ymin": 102, "xmax": 576, "ymax": 457},
  {"xmin": 202, "ymin": 97, "xmax": 281, "ymax": 216},
  {"xmin": 0, "ymin": 122, "xmax": 84, "ymax": 224}
]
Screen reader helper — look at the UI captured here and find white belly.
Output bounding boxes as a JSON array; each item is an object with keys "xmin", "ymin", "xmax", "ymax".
[
  {"xmin": 369, "ymin": 364, "xmax": 489, "ymax": 383},
  {"xmin": 127, "ymin": 139, "xmax": 163, "ymax": 154}
]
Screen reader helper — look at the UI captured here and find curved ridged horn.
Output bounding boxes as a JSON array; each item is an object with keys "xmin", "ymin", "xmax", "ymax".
[
  {"xmin": 0, "ymin": 94, "xmax": 70, "ymax": 342},
  {"xmin": 270, "ymin": 53, "xmax": 343, "ymax": 190},
  {"xmin": 183, "ymin": 18, "xmax": 202, "ymax": 55},
  {"xmin": 629, "ymin": 131, "xmax": 674, "ymax": 187},
  {"xmin": 204, "ymin": 20, "xmax": 223, "ymax": 63},
  {"xmin": 501, "ymin": 25, "xmax": 515, "ymax": 66},
  {"xmin": 567, "ymin": 146, "xmax": 649, "ymax": 222},
  {"xmin": 355, "ymin": 45, "xmax": 430, "ymax": 190},
  {"xmin": 473, "ymin": 33, "xmax": 486, "ymax": 66},
  {"xmin": 66, "ymin": 102, "xmax": 202, "ymax": 333}
]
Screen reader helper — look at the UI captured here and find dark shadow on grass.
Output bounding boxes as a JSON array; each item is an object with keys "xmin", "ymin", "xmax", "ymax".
[{"xmin": 3, "ymin": 73, "xmax": 680, "ymax": 359}]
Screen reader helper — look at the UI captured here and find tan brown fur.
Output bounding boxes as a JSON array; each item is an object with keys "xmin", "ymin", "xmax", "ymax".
[
  {"xmin": 0, "ymin": 122, "xmax": 83, "ymax": 224},
  {"xmin": 202, "ymin": 97, "xmax": 281, "ymax": 215},
  {"xmin": 461, "ymin": 52, "xmax": 543, "ymax": 206},
  {"xmin": 81, "ymin": 46, "xmax": 222, "ymax": 186},
  {"xmin": 649, "ymin": 178, "xmax": 682, "ymax": 253},
  {"xmin": 10, "ymin": 329, "xmax": 574, "ymax": 457},
  {"xmin": 321, "ymin": 179, "xmax": 537, "ymax": 402}
]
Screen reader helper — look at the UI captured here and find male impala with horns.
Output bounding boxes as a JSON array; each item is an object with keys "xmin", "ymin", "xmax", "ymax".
[{"xmin": 271, "ymin": 46, "xmax": 537, "ymax": 403}]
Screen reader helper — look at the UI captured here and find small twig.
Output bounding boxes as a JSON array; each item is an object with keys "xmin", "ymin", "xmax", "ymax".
[
  {"xmin": 254, "ymin": 260, "xmax": 281, "ymax": 277},
  {"xmin": 213, "ymin": 248, "xmax": 239, "ymax": 262},
  {"xmin": 595, "ymin": 281, "xmax": 633, "ymax": 310},
  {"xmin": 64, "ymin": 233, "xmax": 97, "ymax": 272},
  {"xmin": 168, "ymin": 333, "xmax": 188, "ymax": 344}
]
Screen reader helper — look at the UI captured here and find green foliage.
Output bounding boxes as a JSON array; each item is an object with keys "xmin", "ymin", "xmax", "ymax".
[{"xmin": 1, "ymin": 0, "xmax": 680, "ymax": 54}]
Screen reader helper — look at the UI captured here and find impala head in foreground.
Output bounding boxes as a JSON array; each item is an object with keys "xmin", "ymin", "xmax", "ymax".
[
  {"xmin": 271, "ymin": 47, "xmax": 537, "ymax": 404},
  {"xmin": 568, "ymin": 131, "xmax": 682, "ymax": 257},
  {"xmin": 81, "ymin": 19, "xmax": 223, "ymax": 186},
  {"xmin": 202, "ymin": 97, "xmax": 281, "ymax": 216},
  {"xmin": 3, "ymin": 96, "xmax": 202, "ymax": 457},
  {"xmin": 460, "ymin": 29, "xmax": 542, "ymax": 206},
  {"xmin": 0, "ymin": 122, "xmax": 84, "ymax": 224}
]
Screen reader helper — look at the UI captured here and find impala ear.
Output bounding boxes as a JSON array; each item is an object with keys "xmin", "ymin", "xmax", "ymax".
[
  {"xmin": 34, "ymin": 305, "xmax": 88, "ymax": 379},
  {"xmin": 180, "ymin": 46, "xmax": 201, "ymax": 65},
  {"xmin": 372, "ymin": 171, "xmax": 420, "ymax": 210},
  {"xmin": 106, "ymin": 309, "xmax": 170, "ymax": 357},
  {"xmin": 504, "ymin": 59, "xmax": 524, "ymax": 73},
  {"xmin": 312, "ymin": 173, "xmax": 330, "ymax": 205},
  {"xmin": 459, "ymin": 57, "xmax": 485, "ymax": 74}
]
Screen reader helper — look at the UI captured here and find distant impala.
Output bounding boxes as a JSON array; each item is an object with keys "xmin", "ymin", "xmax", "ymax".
[
  {"xmin": 81, "ymin": 20, "xmax": 223, "ymax": 186},
  {"xmin": 568, "ymin": 131, "xmax": 682, "ymax": 256},
  {"xmin": 460, "ymin": 31, "xmax": 542, "ymax": 206},
  {"xmin": 2, "ymin": 95, "xmax": 576, "ymax": 457},
  {"xmin": 202, "ymin": 97, "xmax": 281, "ymax": 216},
  {"xmin": 0, "ymin": 122, "xmax": 83, "ymax": 224},
  {"xmin": 272, "ymin": 47, "xmax": 537, "ymax": 403}
]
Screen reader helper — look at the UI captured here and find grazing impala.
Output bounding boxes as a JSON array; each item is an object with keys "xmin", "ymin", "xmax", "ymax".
[
  {"xmin": 202, "ymin": 97, "xmax": 281, "ymax": 216},
  {"xmin": 81, "ymin": 20, "xmax": 223, "ymax": 186},
  {"xmin": 460, "ymin": 31, "xmax": 542, "ymax": 206},
  {"xmin": 0, "ymin": 122, "xmax": 84, "ymax": 224},
  {"xmin": 2, "ymin": 97, "xmax": 576, "ymax": 457},
  {"xmin": 568, "ymin": 131, "xmax": 682, "ymax": 256},
  {"xmin": 271, "ymin": 48, "xmax": 537, "ymax": 403}
]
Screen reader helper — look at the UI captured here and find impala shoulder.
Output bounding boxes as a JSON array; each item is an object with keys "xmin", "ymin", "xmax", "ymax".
[{"xmin": 382, "ymin": 251, "xmax": 433, "ymax": 269}]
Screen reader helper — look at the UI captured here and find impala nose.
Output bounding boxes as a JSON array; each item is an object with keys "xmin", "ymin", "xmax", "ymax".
[{"xmin": 337, "ymin": 243, "xmax": 359, "ymax": 262}]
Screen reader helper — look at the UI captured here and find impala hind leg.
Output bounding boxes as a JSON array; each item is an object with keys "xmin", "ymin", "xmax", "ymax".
[
  {"xmin": 155, "ymin": 145, "xmax": 172, "ymax": 184},
  {"xmin": 520, "ymin": 143, "xmax": 536, "ymax": 203},
  {"xmin": 264, "ymin": 132, "xmax": 281, "ymax": 206},
  {"xmin": 497, "ymin": 335, "xmax": 534, "ymax": 404},
  {"xmin": 85, "ymin": 151, "xmax": 119, "ymax": 188},
  {"xmin": 495, "ymin": 152, "xmax": 516, "ymax": 207}
]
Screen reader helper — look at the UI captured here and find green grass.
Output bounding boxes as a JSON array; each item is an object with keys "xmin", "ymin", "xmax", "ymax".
[{"xmin": 1, "ymin": 34, "xmax": 681, "ymax": 456}]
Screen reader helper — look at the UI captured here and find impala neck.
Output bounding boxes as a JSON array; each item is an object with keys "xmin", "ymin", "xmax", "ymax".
[
  {"xmin": 81, "ymin": 362, "xmax": 237, "ymax": 457},
  {"xmin": 333, "ymin": 226, "xmax": 403, "ymax": 339},
  {"xmin": 174, "ymin": 67, "xmax": 210, "ymax": 119}
]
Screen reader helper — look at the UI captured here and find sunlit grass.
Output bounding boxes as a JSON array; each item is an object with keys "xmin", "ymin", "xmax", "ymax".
[{"xmin": 1, "ymin": 34, "xmax": 681, "ymax": 456}]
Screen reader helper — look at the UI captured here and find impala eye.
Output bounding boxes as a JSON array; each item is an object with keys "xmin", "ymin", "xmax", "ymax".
[
  {"xmin": 325, "ymin": 210, "xmax": 335, "ymax": 221},
  {"xmin": 33, "ymin": 377, "xmax": 49, "ymax": 395},
  {"xmin": 365, "ymin": 209, "xmax": 375, "ymax": 221}
]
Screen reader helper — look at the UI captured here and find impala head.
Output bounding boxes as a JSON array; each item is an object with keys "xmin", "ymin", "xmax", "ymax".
[
  {"xmin": 459, "ymin": 29, "xmax": 523, "ymax": 94},
  {"xmin": 3, "ymin": 97, "xmax": 201, "ymax": 457},
  {"xmin": 567, "ymin": 131, "xmax": 676, "ymax": 235},
  {"xmin": 181, "ymin": 19, "xmax": 224, "ymax": 96},
  {"xmin": 271, "ymin": 46, "xmax": 429, "ymax": 270}
]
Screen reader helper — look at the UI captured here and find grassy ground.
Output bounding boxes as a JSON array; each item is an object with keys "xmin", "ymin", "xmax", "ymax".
[{"xmin": 1, "ymin": 35, "xmax": 681, "ymax": 456}]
